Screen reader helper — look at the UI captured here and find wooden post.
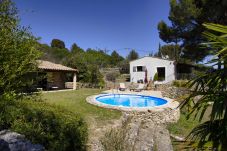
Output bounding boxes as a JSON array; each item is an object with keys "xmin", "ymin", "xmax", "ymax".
[{"xmin": 73, "ymin": 72, "xmax": 77, "ymax": 90}]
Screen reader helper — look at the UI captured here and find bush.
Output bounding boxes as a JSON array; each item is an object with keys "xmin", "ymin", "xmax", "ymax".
[
  {"xmin": 98, "ymin": 79, "xmax": 105, "ymax": 88},
  {"xmin": 153, "ymin": 72, "xmax": 158, "ymax": 81},
  {"xmin": 0, "ymin": 97, "xmax": 88, "ymax": 151},
  {"xmin": 172, "ymin": 80, "xmax": 188, "ymax": 87},
  {"xmin": 100, "ymin": 117, "xmax": 132, "ymax": 151}
]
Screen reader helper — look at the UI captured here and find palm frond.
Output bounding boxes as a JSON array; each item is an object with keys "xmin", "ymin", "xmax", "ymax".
[
  {"xmin": 186, "ymin": 120, "xmax": 227, "ymax": 150},
  {"xmin": 203, "ymin": 23, "xmax": 227, "ymax": 34},
  {"xmin": 181, "ymin": 23, "xmax": 227, "ymax": 150}
]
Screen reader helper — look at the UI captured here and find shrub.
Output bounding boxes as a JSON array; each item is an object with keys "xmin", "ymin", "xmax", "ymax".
[
  {"xmin": 0, "ymin": 98, "xmax": 88, "ymax": 151},
  {"xmin": 153, "ymin": 72, "xmax": 158, "ymax": 81},
  {"xmin": 100, "ymin": 117, "xmax": 132, "ymax": 151},
  {"xmin": 172, "ymin": 80, "xmax": 188, "ymax": 87},
  {"xmin": 98, "ymin": 79, "xmax": 105, "ymax": 88}
]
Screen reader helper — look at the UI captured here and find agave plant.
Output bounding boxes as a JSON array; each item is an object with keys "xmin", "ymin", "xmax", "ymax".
[{"xmin": 181, "ymin": 23, "xmax": 227, "ymax": 150}]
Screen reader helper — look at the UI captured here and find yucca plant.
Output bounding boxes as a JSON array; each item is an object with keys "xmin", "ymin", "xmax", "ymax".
[{"xmin": 181, "ymin": 23, "xmax": 227, "ymax": 150}]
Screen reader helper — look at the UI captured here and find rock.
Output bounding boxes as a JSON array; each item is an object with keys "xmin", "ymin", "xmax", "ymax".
[
  {"xmin": 154, "ymin": 126, "xmax": 173, "ymax": 151},
  {"xmin": 105, "ymin": 108, "xmax": 180, "ymax": 151},
  {"xmin": 0, "ymin": 130, "xmax": 45, "ymax": 151},
  {"xmin": 0, "ymin": 139, "xmax": 10, "ymax": 151},
  {"xmin": 170, "ymin": 134, "xmax": 185, "ymax": 142}
]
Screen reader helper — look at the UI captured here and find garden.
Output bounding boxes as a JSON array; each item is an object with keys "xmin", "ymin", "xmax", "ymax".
[{"xmin": 1, "ymin": 0, "xmax": 227, "ymax": 150}]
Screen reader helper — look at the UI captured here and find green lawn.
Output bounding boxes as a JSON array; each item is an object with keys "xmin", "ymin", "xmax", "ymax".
[
  {"xmin": 168, "ymin": 112, "xmax": 200, "ymax": 150},
  {"xmin": 41, "ymin": 88, "xmax": 122, "ymax": 126},
  {"xmin": 168, "ymin": 113, "xmax": 199, "ymax": 137},
  {"xmin": 168, "ymin": 107, "xmax": 212, "ymax": 150}
]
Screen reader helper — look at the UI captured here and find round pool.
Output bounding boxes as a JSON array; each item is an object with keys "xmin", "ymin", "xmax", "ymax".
[{"xmin": 95, "ymin": 94, "xmax": 168, "ymax": 108}]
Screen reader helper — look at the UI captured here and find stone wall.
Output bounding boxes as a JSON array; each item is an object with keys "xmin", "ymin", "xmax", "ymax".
[
  {"xmin": 47, "ymin": 72, "xmax": 66, "ymax": 89},
  {"xmin": 155, "ymin": 84, "xmax": 189, "ymax": 99},
  {"xmin": 54, "ymin": 72, "xmax": 66, "ymax": 89},
  {"xmin": 65, "ymin": 82, "xmax": 73, "ymax": 89},
  {"xmin": 65, "ymin": 82, "xmax": 102, "ymax": 89},
  {"xmin": 123, "ymin": 107, "xmax": 180, "ymax": 125},
  {"xmin": 77, "ymin": 82, "xmax": 102, "ymax": 89},
  {"xmin": 99, "ymin": 68, "xmax": 120, "ymax": 75}
]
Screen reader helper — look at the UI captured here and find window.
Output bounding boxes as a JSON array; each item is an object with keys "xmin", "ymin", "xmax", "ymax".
[
  {"xmin": 133, "ymin": 66, "xmax": 137, "ymax": 72},
  {"xmin": 133, "ymin": 66, "xmax": 146, "ymax": 72}
]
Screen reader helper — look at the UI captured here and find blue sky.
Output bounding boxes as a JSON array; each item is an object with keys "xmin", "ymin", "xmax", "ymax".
[{"xmin": 16, "ymin": 0, "xmax": 170, "ymax": 57}]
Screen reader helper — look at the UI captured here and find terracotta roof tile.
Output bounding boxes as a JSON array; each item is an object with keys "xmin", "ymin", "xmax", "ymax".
[{"xmin": 37, "ymin": 60, "xmax": 77, "ymax": 72}]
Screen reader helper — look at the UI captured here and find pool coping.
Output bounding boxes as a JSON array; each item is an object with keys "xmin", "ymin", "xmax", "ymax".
[{"xmin": 86, "ymin": 93, "xmax": 179, "ymax": 112}]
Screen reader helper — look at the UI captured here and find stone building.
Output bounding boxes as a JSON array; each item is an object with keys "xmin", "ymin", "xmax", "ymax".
[{"xmin": 37, "ymin": 60, "xmax": 77, "ymax": 90}]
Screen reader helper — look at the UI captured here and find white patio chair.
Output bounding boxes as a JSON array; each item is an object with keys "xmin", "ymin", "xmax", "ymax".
[{"xmin": 119, "ymin": 83, "xmax": 126, "ymax": 91}]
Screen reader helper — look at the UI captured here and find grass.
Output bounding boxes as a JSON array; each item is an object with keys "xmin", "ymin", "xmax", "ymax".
[
  {"xmin": 168, "ymin": 113, "xmax": 200, "ymax": 137},
  {"xmin": 168, "ymin": 106, "xmax": 211, "ymax": 137},
  {"xmin": 41, "ymin": 88, "xmax": 122, "ymax": 125},
  {"xmin": 168, "ymin": 107, "xmax": 212, "ymax": 150}
]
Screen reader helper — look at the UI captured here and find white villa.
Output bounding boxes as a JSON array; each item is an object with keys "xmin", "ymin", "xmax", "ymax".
[{"xmin": 130, "ymin": 56, "xmax": 176, "ymax": 84}]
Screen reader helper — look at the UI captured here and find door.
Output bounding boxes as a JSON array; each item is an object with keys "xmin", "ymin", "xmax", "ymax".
[{"xmin": 157, "ymin": 67, "xmax": 165, "ymax": 81}]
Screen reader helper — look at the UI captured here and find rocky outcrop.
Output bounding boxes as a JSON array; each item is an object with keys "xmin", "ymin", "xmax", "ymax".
[
  {"xmin": 97, "ymin": 107, "xmax": 180, "ymax": 151},
  {"xmin": 0, "ymin": 130, "xmax": 44, "ymax": 151},
  {"xmin": 123, "ymin": 107, "xmax": 180, "ymax": 151}
]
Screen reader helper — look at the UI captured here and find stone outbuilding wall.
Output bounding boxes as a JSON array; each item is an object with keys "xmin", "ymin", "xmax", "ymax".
[{"xmin": 48, "ymin": 72, "xmax": 66, "ymax": 89}]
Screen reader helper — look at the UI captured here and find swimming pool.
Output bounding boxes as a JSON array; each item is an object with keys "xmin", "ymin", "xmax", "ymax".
[{"xmin": 95, "ymin": 94, "xmax": 168, "ymax": 108}]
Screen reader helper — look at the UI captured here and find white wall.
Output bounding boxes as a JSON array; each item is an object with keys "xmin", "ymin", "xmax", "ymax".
[{"xmin": 130, "ymin": 57, "xmax": 175, "ymax": 84}]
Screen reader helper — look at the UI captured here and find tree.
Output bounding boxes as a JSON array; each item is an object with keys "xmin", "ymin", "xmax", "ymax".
[
  {"xmin": 37, "ymin": 43, "xmax": 70, "ymax": 64},
  {"xmin": 85, "ymin": 48, "xmax": 112, "ymax": 68},
  {"xmin": 181, "ymin": 23, "xmax": 227, "ymax": 150},
  {"xmin": 65, "ymin": 52, "xmax": 87, "ymax": 81},
  {"xmin": 70, "ymin": 43, "xmax": 84, "ymax": 54},
  {"xmin": 0, "ymin": 0, "xmax": 41, "ymax": 96},
  {"xmin": 155, "ymin": 44, "xmax": 181, "ymax": 60},
  {"xmin": 86, "ymin": 64, "xmax": 104, "ymax": 85},
  {"xmin": 51, "ymin": 39, "xmax": 65, "ymax": 49},
  {"xmin": 127, "ymin": 50, "xmax": 139, "ymax": 61},
  {"xmin": 157, "ymin": 21, "xmax": 179, "ymax": 44},
  {"xmin": 157, "ymin": 0, "xmax": 227, "ymax": 62},
  {"xmin": 110, "ymin": 50, "xmax": 124, "ymax": 66},
  {"xmin": 64, "ymin": 47, "xmax": 114, "ymax": 83},
  {"xmin": 119, "ymin": 60, "xmax": 129, "ymax": 74}
]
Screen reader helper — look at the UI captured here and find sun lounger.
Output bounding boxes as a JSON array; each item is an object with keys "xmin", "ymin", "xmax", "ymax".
[
  {"xmin": 129, "ymin": 83, "xmax": 137, "ymax": 91},
  {"xmin": 119, "ymin": 83, "xmax": 126, "ymax": 91}
]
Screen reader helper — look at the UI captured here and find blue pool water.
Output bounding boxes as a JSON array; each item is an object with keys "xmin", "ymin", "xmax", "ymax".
[{"xmin": 96, "ymin": 94, "xmax": 167, "ymax": 107}]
